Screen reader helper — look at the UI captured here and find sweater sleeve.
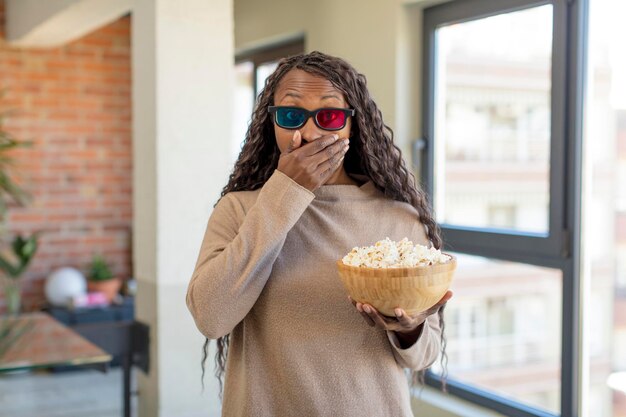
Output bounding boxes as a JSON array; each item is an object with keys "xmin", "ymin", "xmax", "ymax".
[
  {"xmin": 385, "ymin": 313, "xmax": 442, "ymax": 370},
  {"xmin": 382, "ymin": 217, "xmax": 443, "ymax": 370},
  {"xmin": 186, "ymin": 170, "xmax": 315, "ymax": 339}
]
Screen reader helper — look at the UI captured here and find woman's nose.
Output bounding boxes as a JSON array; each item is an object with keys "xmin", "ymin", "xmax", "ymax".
[{"xmin": 299, "ymin": 117, "xmax": 323, "ymax": 142}]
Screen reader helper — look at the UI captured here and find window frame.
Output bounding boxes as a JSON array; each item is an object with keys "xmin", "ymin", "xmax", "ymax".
[
  {"xmin": 235, "ymin": 37, "xmax": 305, "ymax": 102},
  {"xmin": 420, "ymin": 0, "xmax": 588, "ymax": 416},
  {"xmin": 422, "ymin": 0, "xmax": 566, "ymax": 260}
]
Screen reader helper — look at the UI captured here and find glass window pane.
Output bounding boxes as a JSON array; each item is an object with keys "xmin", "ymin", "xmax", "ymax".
[
  {"xmin": 233, "ymin": 61, "xmax": 254, "ymax": 160},
  {"xmin": 431, "ymin": 253, "xmax": 562, "ymax": 414},
  {"xmin": 583, "ymin": 1, "xmax": 626, "ymax": 416},
  {"xmin": 434, "ymin": 6, "xmax": 553, "ymax": 234},
  {"xmin": 256, "ymin": 61, "xmax": 279, "ymax": 96}
]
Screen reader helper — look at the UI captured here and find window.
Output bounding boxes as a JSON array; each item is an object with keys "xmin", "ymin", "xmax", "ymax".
[
  {"xmin": 488, "ymin": 205, "xmax": 517, "ymax": 230},
  {"xmin": 432, "ymin": 253, "xmax": 562, "ymax": 413},
  {"xmin": 421, "ymin": 0, "xmax": 586, "ymax": 416},
  {"xmin": 232, "ymin": 39, "xmax": 304, "ymax": 160},
  {"xmin": 423, "ymin": 1, "xmax": 565, "ymax": 256}
]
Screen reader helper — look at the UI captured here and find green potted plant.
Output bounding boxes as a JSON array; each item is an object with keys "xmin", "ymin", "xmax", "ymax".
[
  {"xmin": 87, "ymin": 254, "xmax": 122, "ymax": 303},
  {"xmin": 0, "ymin": 93, "xmax": 38, "ymax": 315},
  {"xmin": 0, "ymin": 94, "xmax": 32, "ymax": 227}
]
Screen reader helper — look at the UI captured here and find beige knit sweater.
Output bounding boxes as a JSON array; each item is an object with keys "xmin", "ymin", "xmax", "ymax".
[{"xmin": 186, "ymin": 170, "xmax": 441, "ymax": 417}]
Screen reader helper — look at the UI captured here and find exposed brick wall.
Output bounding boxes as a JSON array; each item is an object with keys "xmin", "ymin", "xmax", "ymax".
[{"xmin": 0, "ymin": 0, "xmax": 132, "ymax": 313}]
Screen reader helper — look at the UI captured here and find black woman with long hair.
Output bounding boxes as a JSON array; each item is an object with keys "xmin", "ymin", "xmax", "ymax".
[{"xmin": 186, "ymin": 51, "xmax": 452, "ymax": 416}]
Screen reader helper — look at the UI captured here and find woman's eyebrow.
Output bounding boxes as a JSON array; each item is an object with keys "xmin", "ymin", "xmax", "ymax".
[{"xmin": 277, "ymin": 91, "xmax": 342, "ymax": 102}]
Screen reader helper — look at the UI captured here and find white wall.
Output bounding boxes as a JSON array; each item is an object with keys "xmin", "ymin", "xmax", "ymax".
[{"xmin": 133, "ymin": 0, "xmax": 232, "ymax": 415}]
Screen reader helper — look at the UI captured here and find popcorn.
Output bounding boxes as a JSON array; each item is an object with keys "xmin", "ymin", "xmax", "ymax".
[{"xmin": 341, "ymin": 237, "xmax": 450, "ymax": 268}]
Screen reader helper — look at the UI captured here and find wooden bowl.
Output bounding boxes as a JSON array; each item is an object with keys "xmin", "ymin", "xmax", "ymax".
[{"xmin": 336, "ymin": 254, "xmax": 456, "ymax": 317}]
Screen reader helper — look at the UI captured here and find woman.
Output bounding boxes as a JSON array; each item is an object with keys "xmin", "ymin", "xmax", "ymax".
[{"xmin": 186, "ymin": 51, "xmax": 452, "ymax": 416}]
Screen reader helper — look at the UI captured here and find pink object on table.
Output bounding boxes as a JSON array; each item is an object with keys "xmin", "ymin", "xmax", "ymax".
[{"xmin": 70, "ymin": 292, "xmax": 109, "ymax": 308}]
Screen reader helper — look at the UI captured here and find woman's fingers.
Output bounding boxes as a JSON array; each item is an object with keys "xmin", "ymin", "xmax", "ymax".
[
  {"xmin": 347, "ymin": 296, "xmax": 375, "ymax": 326},
  {"xmin": 393, "ymin": 309, "xmax": 414, "ymax": 328},
  {"xmin": 349, "ymin": 297, "xmax": 445, "ymax": 332},
  {"xmin": 357, "ymin": 303, "xmax": 375, "ymax": 326},
  {"xmin": 284, "ymin": 130, "xmax": 302, "ymax": 154},
  {"xmin": 363, "ymin": 304, "xmax": 398, "ymax": 329},
  {"xmin": 315, "ymin": 139, "xmax": 349, "ymax": 178},
  {"xmin": 278, "ymin": 133, "xmax": 347, "ymax": 190},
  {"xmin": 294, "ymin": 133, "xmax": 340, "ymax": 157},
  {"xmin": 363, "ymin": 304, "xmax": 426, "ymax": 333},
  {"xmin": 365, "ymin": 305, "xmax": 389, "ymax": 329}
]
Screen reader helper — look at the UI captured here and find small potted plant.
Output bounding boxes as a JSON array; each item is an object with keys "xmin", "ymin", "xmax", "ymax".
[{"xmin": 87, "ymin": 254, "xmax": 122, "ymax": 303}]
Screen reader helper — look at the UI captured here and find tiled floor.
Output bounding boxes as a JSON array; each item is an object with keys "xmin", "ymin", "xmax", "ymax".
[{"xmin": 0, "ymin": 367, "xmax": 136, "ymax": 417}]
